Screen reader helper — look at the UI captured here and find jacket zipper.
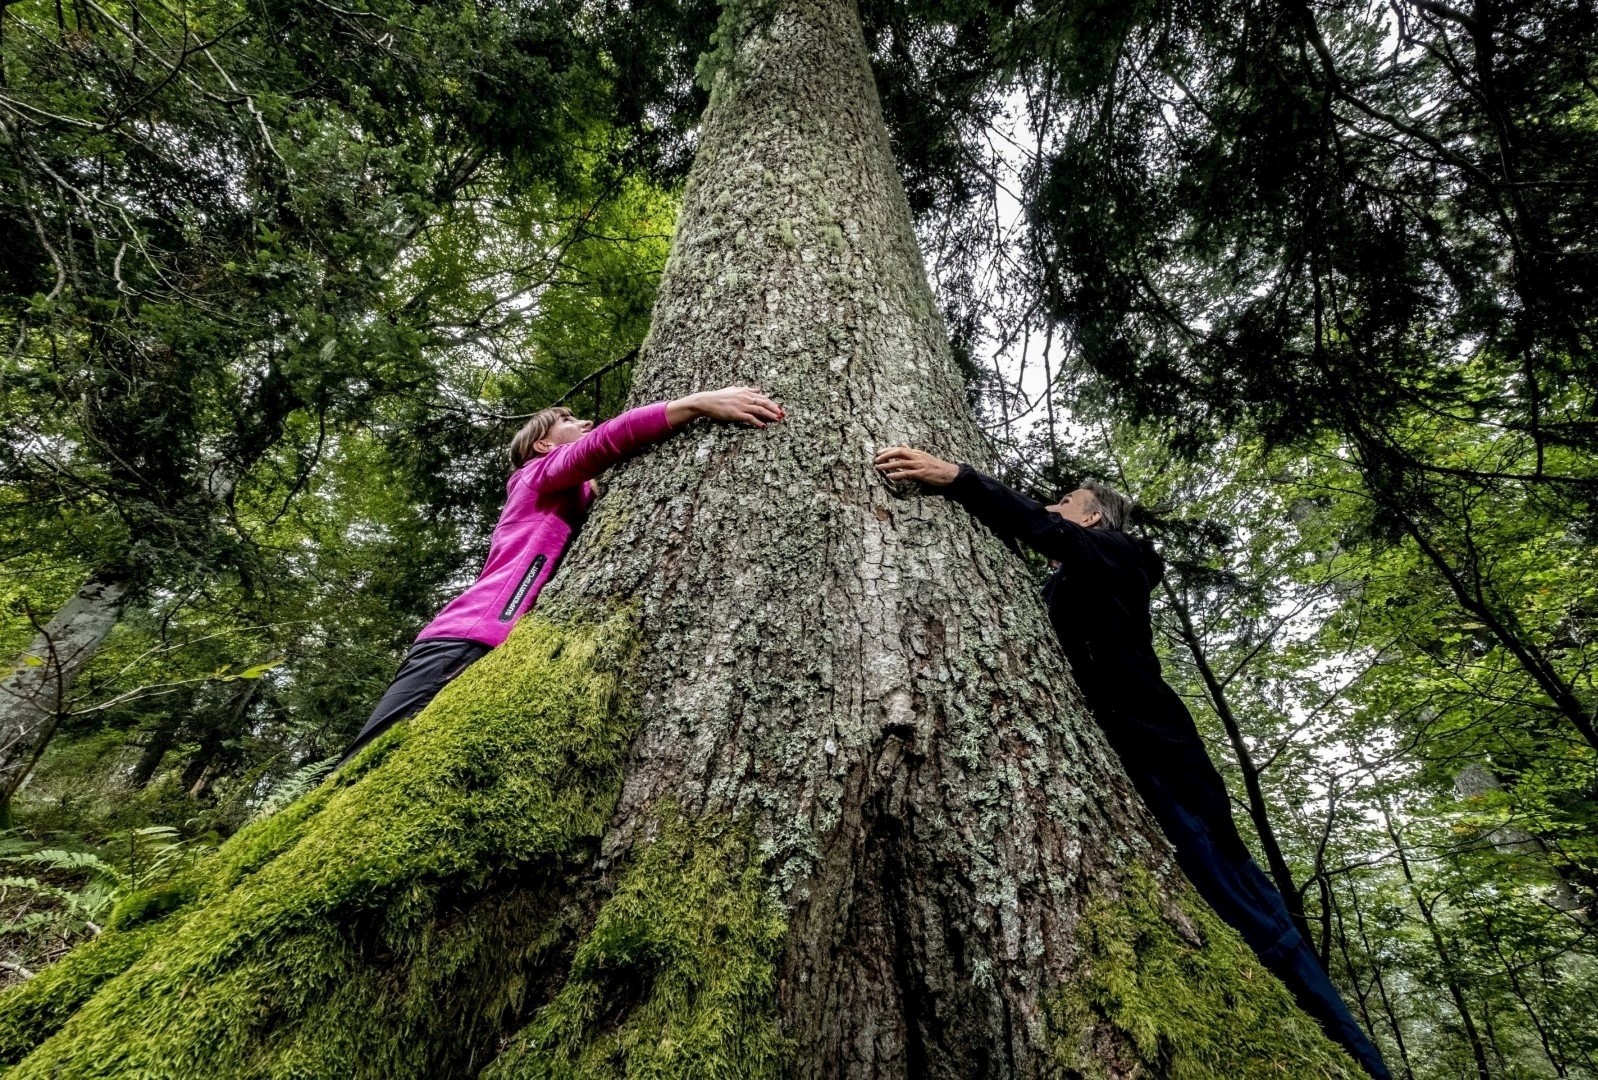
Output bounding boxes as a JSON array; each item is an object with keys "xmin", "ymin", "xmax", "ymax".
[{"xmin": 499, "ymin": 554, "xmax": 547, "ymax": 622}]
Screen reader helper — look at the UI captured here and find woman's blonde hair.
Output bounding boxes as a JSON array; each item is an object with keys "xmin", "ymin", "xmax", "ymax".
[{"xmin": 509, "ymin": 407, "xmax": 574, "ymax": 469}]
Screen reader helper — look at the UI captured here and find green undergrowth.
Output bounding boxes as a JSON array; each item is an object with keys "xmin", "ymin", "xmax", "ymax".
[
  {"xmin": 0, "ymin": 614, "xmax": 641, "ymax": 1079},
  {"xmin": 486, "ymin": 809, "xmax": 789, "ymax": 1080},
  {"xmin": 1054, "ymin": 866, "xmax": 1361, "ymax": 1079},
  {"xmin": 0, "ymin": 773, "xmax": 350, "ymax": 1060}
]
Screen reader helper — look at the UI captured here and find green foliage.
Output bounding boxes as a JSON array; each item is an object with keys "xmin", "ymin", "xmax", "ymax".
[
  {"xmin": 0, "ymin": 827, "xmax": 213, "ymax": 987},
  {"xmin": 1023, "ymin": 0, "xmax": 1598, "ymax": 455},
  {"xmin": 0, "ymin": 614, "xmax": 643, "ymax": 1077},
  {"xmin": 0, "ymin": 0, "xmax": 1593, "ymax": 1072},
  {"xmin": 1055, "ymin": 866, "xmax": 1359, "ymax": 1079},
  {"xmin": 248, "ymin": 759, "xmax": 337, "ymax": 824},
  {"xmin": 488, "ymin": 809, "xmax": 789, "ymax": 1079},
  {"xmin": 1039, "ymin": 415, "xmax": 1598, "ymax": 1078},
  {"xmin": 0, "ymin": 0, "xmax": 683, "ymax": 835}
]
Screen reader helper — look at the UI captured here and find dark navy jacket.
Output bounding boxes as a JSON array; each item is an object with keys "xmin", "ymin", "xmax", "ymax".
[{"xmin": 941, "ymin": 465, "xmax": 1248, "ymax": 856}]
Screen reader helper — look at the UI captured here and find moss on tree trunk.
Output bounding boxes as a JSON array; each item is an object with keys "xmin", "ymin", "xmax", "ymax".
[
  {"xmin": 0, "ymin": 0, "xmax": 1365, "ymax": 1074},
  {"xmin": 0, "ymin": 619, "xmax": 644, "ymax": 1077}
]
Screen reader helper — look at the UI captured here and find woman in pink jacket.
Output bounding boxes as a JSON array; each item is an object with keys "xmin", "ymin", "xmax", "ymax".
[{"xmin": 340, "ymin": 386, "xmax": 785, "ymax": 763}]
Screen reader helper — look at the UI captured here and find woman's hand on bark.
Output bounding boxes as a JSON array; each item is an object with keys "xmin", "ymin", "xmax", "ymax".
[
  {"xmin": 874, "ymin": 446, "xmax": 959, "ymax": 487},
  {"xmin": 669, "ymin": 387, "xmax": 786, "ymax": 428}
]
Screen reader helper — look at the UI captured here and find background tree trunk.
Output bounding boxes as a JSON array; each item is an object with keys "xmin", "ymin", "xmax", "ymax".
[
  {"xmin": 0, "ymin": 574, "xmax": 126, "ymax": 824},
  {"xmin": 0, "ymin": 0, "xmax": 1365, "ymax": 1075},
  {"xmin": 1381, "ymin": 801, "xmax": 1493, "ymax": 1080}
]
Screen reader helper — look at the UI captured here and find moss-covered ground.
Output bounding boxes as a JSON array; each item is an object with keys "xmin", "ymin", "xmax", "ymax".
[
  {"xmin": 0, "ymin": 615, "xmax": 642, "ymax": 1078},
  {"xmin": 1054, "ymin": 866, "xmax": 1363, "ymax": 1079}
]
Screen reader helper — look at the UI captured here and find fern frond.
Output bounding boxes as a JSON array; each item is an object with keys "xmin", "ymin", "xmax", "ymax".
[{"xmin": 250, "ymin": 757, "xmax": 336, "ymax": 822}]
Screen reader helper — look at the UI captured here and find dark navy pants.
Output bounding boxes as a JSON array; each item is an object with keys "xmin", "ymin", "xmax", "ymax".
[
  {"xmin": 1136, "ymin": 770, "xmax": 1392, "ymax": 1079},
  {"xmin": 339, "ymin": 637, "xmax": 490, "ymax": 766}
]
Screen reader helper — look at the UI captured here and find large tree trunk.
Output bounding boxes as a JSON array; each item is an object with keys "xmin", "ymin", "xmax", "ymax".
[
  {"xmin": 0, "ymin": 0, "xmax": 1362, "ymax": 1075},
  {"xmin": 0, "ymin": 574, "xmax": 127, "ymax": 824}
]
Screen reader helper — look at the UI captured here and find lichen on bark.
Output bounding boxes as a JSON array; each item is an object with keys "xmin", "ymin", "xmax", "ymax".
[{"xmin": 516, "ymin": 0, "xmax": 1371, "ymax": 1069}]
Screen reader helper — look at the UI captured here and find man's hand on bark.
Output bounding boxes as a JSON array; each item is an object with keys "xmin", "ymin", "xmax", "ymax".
[
  {"xmin": 668, "ymin": 386, "xmax": 786, "ymax": 429},
  {"xmin": 874, "ymin": 446, "xmax": 959, "ymax": 487}
]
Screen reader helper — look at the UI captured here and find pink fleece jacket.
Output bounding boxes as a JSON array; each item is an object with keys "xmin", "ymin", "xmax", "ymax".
[{"xmin": 417, "ymin": 402, "xmax": 675, "ymax": 647}]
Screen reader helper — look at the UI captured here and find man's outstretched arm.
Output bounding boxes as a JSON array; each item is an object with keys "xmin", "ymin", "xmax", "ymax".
[{"xmin": 874, "ymin": 446, "xmax": 1090, "ymax": 562}]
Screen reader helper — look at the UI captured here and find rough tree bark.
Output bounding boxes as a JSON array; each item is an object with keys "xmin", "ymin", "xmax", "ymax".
[
  {"xmin": 0, "ymin": 574, "xmax": 127, "ymax": 824},
  {"xmin": 0, "ymin": 0, "xmax": 1363, "ymax": 1075}
]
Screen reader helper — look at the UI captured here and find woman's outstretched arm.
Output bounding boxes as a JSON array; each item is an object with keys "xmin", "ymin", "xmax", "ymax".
[{"xmin": 537, "ymin": 387, "xmax": 784, "ymax": 491}]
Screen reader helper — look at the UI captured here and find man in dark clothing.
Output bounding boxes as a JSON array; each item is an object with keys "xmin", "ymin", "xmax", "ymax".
[{"xmin": 874, "ymin": 447, "xmax": 1391, "ymax": 1080}]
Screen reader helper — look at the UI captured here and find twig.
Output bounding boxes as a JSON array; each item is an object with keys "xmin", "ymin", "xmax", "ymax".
[{"xmin": 496, "ymin": 347, "xmax": 642, "ymax": 421}]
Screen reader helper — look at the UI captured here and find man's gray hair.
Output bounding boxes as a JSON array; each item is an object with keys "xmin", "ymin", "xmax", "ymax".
[{"xmin": 1080, "ymin": 477, "xmax": 1132, "ymax": 531}]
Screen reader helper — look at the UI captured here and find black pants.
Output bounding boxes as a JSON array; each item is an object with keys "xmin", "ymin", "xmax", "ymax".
[
  {"xmin": 1134, "ymin": 767, "xmax": 1392, "ymax": 1079},
  {"xmin": 339, "ymin": 637, "xmax": 490, "ymax": 765}
]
